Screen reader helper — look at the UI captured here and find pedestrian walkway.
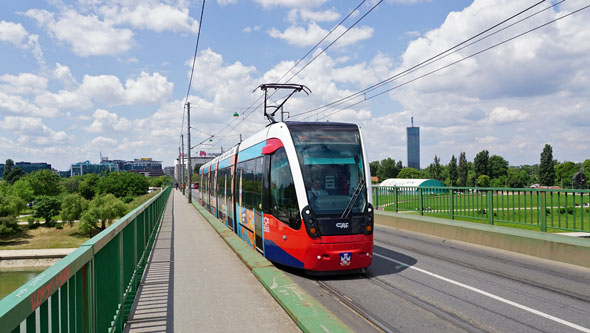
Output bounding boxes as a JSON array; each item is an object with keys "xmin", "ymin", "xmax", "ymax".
[{"xmin": 125, "ymin": 189, "xmax": 300, "ymax": 332}]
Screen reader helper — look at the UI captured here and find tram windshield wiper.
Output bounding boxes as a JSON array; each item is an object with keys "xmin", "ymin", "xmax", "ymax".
[{"xmin": 341, "ymin": 178, "xmax": 365, "ymax": 219}]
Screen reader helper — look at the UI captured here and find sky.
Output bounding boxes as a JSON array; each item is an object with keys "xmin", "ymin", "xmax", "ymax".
[{"xmin": 0, "ymin": 0, "xmax": 589, "ymax": 171}]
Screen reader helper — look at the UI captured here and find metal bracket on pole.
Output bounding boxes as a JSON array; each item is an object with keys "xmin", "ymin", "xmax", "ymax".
[{"xmin": 254, "ymin": 83, "xmax": 311, "ymax": 123}]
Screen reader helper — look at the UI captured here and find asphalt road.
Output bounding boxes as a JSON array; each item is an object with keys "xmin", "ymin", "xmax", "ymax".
[{"xmin": 284, "ymin": 226, "xmax": 590, "ymax": 333}]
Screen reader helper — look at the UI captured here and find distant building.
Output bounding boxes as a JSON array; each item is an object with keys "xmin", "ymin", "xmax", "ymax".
[
  {"xmin": 0, "ymin": 162, "xmax": 51, "ymax": 176},
  {"xmin": 163, "ymin": 166, "xmax": 175, "ymax": 177},
  {"xmin": 101, "ymin": 157, "xmax": 163, "ymax": 177},
  {"xmin": 70, "ymin": 160, "xmax": 118, "ymax": 176},
  {"xmin": 407, "ymin": 117, "xmax": 420, "ymax": 170}
]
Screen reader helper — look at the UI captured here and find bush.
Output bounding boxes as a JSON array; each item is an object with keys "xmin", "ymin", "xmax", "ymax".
[
  {"xmin": 0, "ymin": 216, "xmax": 20, "ymax": 236},
  {"xmin": 61, "ymin": 194, "xmax": 88, "ymax": 225}
]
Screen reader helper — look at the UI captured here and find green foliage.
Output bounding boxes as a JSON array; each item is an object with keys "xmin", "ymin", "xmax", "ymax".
[
  {"xmin": 79, "ymin": 174, "xmax": 100, "ymax": 200},
  {"xmin": 3, "ymin": 166, "xmax": 25, "ymax": 185},
  {"xmin": 377, "ymin": 158, "xmax": 402, "ymax": 181},
  {"xmin": 149, "ymin": 175, "xmax": 173, "ymax": 188},
  {"xmin": 554, "ymin": 161, "xmax": 577, "ymax": 187},
  {"xmin": 539, "ymin": 144, "xmax": 556, "ymax": 186},
  {"xmin": 0, "ymin": 216, "xmax": 20, "ymax": 236},
  {"xmin": 489, "ymin": 155, "xmax": 509, "ymax": 179},
  {"xmin": 448, "ymin": 155, "xmax": 458, "ymax": 186},
  {"xmin": 0, "ymin": 193, "xmax": 26, "ymax": 217},
  {"xmin": 397, "ymin": 167, "xmax": 424, "ymax": 179},
  {"xmin": 78, "ymin": 194, "xmax": 128, "ymax": 233},
  {"xmin": 476, "ymin": 175, "xmax": 490, "ymax": 187},
  {"xmin": 11, "ymin": 178, "xmax": 34, "ymax": 203},
  {"xmin": 61, "ymin": 194, "xmax": 88, "ymax": 224},
  {"xmin": 474, "ymin": 150, "xmax": 490, "ymax": 178},
  {"xmin": 28, "ymin": 169, "xmax": 63, "ymax": 196},
  {"xmin": 96, "ymin": 172, "xmax": 149, "ymax": 198},
  {"xmin": 427, "ymin": 155, "xmax": 443, "ymax": 181},
  {"xmin": 458, "ymin": 152, "xmax": 467, "ymax": 187},
  {"xmin": 62, "ymin": 176, "xmax": 81, "ymax": 194},
  {"xmin": 32, "ymin": 195, "xmax": 62, "ymax": 224},
  {"xmin": 507, "ymin": 167, "xmax": 530, "ymax": 188},
  {"xmin": 369, "ymin": 161, "xmax": 380, "ymax": 177}
]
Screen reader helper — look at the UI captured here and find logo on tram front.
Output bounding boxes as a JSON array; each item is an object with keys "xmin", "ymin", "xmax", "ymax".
[
  {"xmin": 340, "ymin": 252, "xmax": 352, "ymax": 266},
  {"xmin": 336, "ymin": 222, "xmax": 349, "ymax": 229}
]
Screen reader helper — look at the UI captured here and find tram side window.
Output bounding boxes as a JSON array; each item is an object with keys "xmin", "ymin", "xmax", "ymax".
[
  {"xmin": 270, "ymin": 148, "xmax": 301, "ymax": 229},
  {"xmin": 238, "ymin": 157, "xmax": 263, "ymax": 211}
]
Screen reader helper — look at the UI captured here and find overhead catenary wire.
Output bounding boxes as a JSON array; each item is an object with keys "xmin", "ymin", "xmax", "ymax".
[
  {"xmin": 207, "ymin": 0, "xmax": 383, "ymax": 149},
  {"xmin": 311, "ymin": 2, "xmax": 590, "ymax": 121},
  {"xmin": 291, "ymin": 0, "xmax": 550, "ymax": 120}
]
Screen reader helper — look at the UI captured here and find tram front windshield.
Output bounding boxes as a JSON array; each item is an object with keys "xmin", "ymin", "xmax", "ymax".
[{"xmin": 290, "ymin": 124, "xmax": 367, "ymax": 216}]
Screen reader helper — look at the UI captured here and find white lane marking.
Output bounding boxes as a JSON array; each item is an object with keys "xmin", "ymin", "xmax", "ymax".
[{"xmin": 374, "ymin": 253, "xmax": 590, "ymax": 333}]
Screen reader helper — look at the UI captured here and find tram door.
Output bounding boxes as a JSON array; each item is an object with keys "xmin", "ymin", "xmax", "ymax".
[{"xmin": 254, "ymin": 157, "xmax": 264, "ymax": 251}]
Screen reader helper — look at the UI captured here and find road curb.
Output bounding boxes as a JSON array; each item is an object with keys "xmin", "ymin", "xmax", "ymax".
[{"xmin": 189, "ymin": 199, "xmax": 353, "ymax": 333}]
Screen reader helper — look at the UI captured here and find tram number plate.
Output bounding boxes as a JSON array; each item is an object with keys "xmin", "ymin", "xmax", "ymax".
[{"xmin": 339, "ymin": 252, "xmax": 352, "ymax": 266}]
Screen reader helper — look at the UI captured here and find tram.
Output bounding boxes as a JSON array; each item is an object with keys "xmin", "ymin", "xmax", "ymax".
[
  {"xmin": 199, "ymin": 84, "xmax": 373, "ymax": 272},
  {"xmin": 199, "ymin": 121, "xmax": 373, "ymax": 272}
]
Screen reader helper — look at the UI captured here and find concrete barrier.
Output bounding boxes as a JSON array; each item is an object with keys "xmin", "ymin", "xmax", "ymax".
[{"xmin": 376, "ymin": 211, "xmax": 590, "ymax": 268}]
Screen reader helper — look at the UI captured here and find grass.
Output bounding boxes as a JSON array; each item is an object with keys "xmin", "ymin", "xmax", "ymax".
[
  {"xmin": 0, "ymin": 224, "xmax": 89, "ymax": 250},
  {"xmin": 0, "ymin": 190, "xmax": 163, "ymax": 250}
]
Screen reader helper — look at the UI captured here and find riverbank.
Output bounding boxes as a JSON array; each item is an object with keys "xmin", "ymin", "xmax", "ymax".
[{"xmin": 0, "ymin": 248, "xmax": 75, "ymax": 269}]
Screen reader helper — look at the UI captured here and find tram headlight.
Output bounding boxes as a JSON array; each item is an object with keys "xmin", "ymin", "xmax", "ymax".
[
  {"xmin": 301, "ymin": 205, "xmax": 321, "ymax": 238},
  {"xmin": 364, "ymin": 203, "xmax": 374, "ymax": 235}
]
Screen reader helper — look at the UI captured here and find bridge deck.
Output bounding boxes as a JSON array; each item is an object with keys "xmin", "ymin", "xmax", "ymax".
[{"xmin": 125, "ymin": 189, "xmax": 300, "ymax": 332}]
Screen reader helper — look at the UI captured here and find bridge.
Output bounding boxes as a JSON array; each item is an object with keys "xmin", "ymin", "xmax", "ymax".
[{"xmin": 1, "ymin": 186, "xmax": 589, "ymax": 332}]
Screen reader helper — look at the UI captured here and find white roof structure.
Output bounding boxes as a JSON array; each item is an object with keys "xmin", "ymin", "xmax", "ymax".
[{"xmin": 378, "ymin": 178, "xmax": 441, "ymax": 187}]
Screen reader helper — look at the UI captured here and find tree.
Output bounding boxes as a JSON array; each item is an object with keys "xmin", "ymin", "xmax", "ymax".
[
  {"xmin": 428, "ymin": 155, "xmax": 443, "ymax": 181},
  {"xmin": 96, "ymin": 172, "xmax": 149, "ymax": 198},
  {"xmin": 369, "ymin": 161, "xmax": 380, "ymax": 177},
  {"xmin": 539, "ymin": 144, "xmax": 556, "ymax": 186},
  {"xmin": 489, "ymin": 155, "xmax": 509, "ymax": 179},
  {"xmin": 79, "ymin": 174, "xmax": 100, "ymax": 200},
  {"xmin": 377, "ymin": 158, "xmax": 401, "ymax": 181},
  {"xmin": 0, "ymin": 193, "xmax": 26, "ymax": 217},
  {"xmin": 28, "ymin": 170, "xmax": 63, "ymax": 196},
  {"xmin": 61, "ymin": 194, "xmax": 88, "ymax": 224},
  {"xmin": 448, "ymin": 155, "xmax": 458, "ymax": 186},
  {"xmin": 458, "ymin": 152, "xmax": 468, "ymax": 187},
  {"xmin": 11, "ymin": 178, "xmax": 34, "ymax": 203},
  {"xmin": 32, "ymin": 196, "xmax": 61, "ymax": 225},
  {"xmin": 63, "ymin": 176, "xmax": 81, "ymax": 194},
  {"xmin": 554, "ymin": 161, "xmax": 578, "ymax": 188},
  {"xmin": 79, "ymin": 194, "xmax": 127, "ymax": 232},
  {"xmin": 507, "ymin": 167, "xmax": 530, "ymax": 188},
  {"xmin": 397, "ymin": 167, "xmax": 424, "ymax": 179},
  {"xmin": 3, "ymin": 166, "xmax": 25, "ymax": 185},
  {"xmin": 473, "ymin": 150, "xmax": 490, "ymax": 178},
  {"xmin": 477, "ymin": 175, "xmax": 490, "ymax": 187}
]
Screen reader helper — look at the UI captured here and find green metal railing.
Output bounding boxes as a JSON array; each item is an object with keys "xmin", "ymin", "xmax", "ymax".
[
  {"xmin": 0, "ymin": 186, "xmax": 171, "ymax": 333},
  {"xmin": 374, "ymin": 186, "xmax": 590, "ymax": 233}
]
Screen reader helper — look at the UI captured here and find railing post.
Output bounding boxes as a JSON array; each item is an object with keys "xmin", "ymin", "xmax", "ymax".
[
  {"xmin": 449, "ymin": 188, "xmax": 455, "ymax": 220},
  {"xmin": 540, "ymin": 191, "xmax": 547, "ymax": 232},
  {"xmin": 418, "ymin": 188, "xmax": 423, "ymax": 215},
  {"xmin": 375, "ymin": 186, "xmax": 379, "ymax": 209},
  {"xmin": 394, "ymin": 187, "xmax": 399, "ymax": 212},
  {"xmin": 487, "ymin": 190, "xmax": 494, "ymax": 225}
]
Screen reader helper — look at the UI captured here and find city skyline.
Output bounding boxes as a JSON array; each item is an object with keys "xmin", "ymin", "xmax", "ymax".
[{"xmin": 1, "ymin": 1, "xmax": 589, "ymax": 169}]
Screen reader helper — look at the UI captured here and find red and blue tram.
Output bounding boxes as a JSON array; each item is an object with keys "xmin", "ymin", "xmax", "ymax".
[{"xmin": 199, "ymin": 121, "xmax": 373, "ymax": 272}]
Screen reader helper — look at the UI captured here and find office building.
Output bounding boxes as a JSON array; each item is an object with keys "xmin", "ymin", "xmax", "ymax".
[{"xmin": 407, "ymin": 117, "xmax": 420, "ymax": 170}]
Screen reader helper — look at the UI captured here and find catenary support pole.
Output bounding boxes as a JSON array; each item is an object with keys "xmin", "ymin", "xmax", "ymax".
[{"xmin": 187, "ymin": 102, "xmax": 192, "ymax": 203}]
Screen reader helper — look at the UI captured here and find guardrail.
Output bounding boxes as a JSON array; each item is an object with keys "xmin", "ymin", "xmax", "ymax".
[
  {"xmin": 0, "ymin": 186, "xmax": 171, "ymax": 333},
  {"xmin": 374, "ymin": 186, "xmax": 590, "ymax": 233}
]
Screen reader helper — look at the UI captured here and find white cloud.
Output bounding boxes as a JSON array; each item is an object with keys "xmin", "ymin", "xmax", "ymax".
[
  {"xmin": 0, "ymin": 116, "xmax": 72, "ymax": 145},
  {"xmin": 255, "ymin": 0, "xmax": 329, "ymax": 9},
  {"xmin": 217, "ymin": 0, "xmax": 238, "ymax": 5},
  {"xmin": 98, "ymin": 3, "xmax": 199, "ymax": 33},
  {"xmin": 0, "ymin": 20, "xmax": 44, "ymax": 65},
  {"xmin": 288, "ymin": 8, "xmax": 340, "ymax": 23},
  {"xmin": 268, "ymin": 22, "xmax": 374, "ymax": 47},
  {"xmin": 53, "ymin": 63, "xmax": 77, "ymax": 89},
  {"xmin": 0, "ymin": 92, "xmax": 60, "ymax": 117},
  {"xmin": 488, "ymin": 107, "xmax": 528, "ymax": 125},
  {"xmin": 34, "ymin": 90, "xmax": 92, "ymax": 110},
  {"xmin": 77, "ymin": 72, "xmax": 172, "ymax": 106},
  {"xmin": 25, "ymin": 9, "xmax": 134, "ymax": 57},
  {"xmin": 0, "ymin": 73, "xmax": 48, "ymax": 95},
  {"xmin": 86, "ymin": 109, "xmax": 132, "ymax": 133}
]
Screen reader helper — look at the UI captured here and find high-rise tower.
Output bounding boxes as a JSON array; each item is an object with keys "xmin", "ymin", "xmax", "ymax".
[{"xmin": 407, "ymin": 117, "xmax": 420, "ymax": 170}]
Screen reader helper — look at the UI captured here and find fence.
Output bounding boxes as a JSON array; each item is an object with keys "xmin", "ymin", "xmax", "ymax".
[
  {"xmin": 374, "ymin": 186, "xmax": 590, "ymax": 233},
  {"xmin": 0, "ymin": 186, "xmax": 171, "ymax": 333}
]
